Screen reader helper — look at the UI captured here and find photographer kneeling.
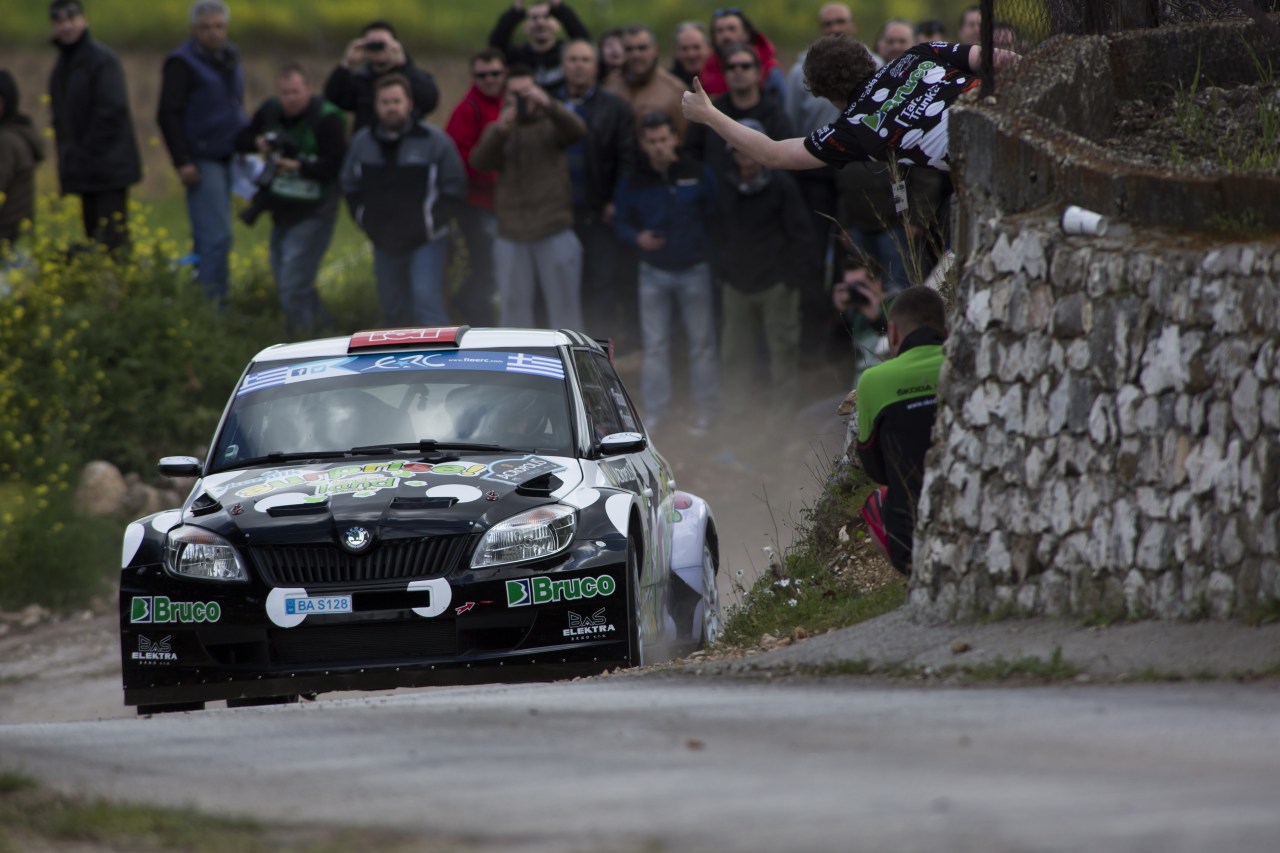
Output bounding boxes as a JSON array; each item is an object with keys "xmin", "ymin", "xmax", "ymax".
[{"xmin": 235, "ymin": 63, "xmax": 348, "ymax": 335}]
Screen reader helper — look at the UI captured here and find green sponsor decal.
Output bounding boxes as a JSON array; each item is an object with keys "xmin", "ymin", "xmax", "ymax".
[
  {"xmin": 505, "ymin": 575, "xmax": 617, "ymax": 608},
  {"xmin": 130, "ymin": 596, "xmax": 222, "ymax": 624},
  {"xmin": 860, "ymin": 61, "xmax": 936, "ymax": 133}
]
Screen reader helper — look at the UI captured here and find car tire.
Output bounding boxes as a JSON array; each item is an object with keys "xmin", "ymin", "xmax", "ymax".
[
  {"xmin": 626, "ymin": 536, "xmax": 647, "ymax": 668},
  {"xmin": 698, "ymin": 540, "xmax": 721, "ymax": 649}
]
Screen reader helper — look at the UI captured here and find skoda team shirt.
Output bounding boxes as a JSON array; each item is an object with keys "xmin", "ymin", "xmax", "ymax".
[{"xmin": 803, "ymin": 43, "xmax": 979, "ymax": 172}]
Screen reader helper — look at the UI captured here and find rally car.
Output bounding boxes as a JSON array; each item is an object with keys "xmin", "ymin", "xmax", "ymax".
[{"xmin": 119, "ymin": 327, "xmax": 720, "ymax": 713}]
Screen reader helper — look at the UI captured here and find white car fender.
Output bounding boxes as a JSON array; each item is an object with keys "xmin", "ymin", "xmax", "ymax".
[{"xmin": 670, "ymin": 490, "xmax": 715, "ymax": 596}]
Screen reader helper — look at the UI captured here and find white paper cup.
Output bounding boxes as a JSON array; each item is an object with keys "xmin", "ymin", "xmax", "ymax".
[{"xmin": 1062, "ymin": 205, "xmax": 1108, "ymax": 236}]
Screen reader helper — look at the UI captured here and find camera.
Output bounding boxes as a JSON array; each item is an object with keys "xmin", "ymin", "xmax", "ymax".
[
  {"xmin": 514, "ymin": 94, "xmax": 528, "ymax": 121},
  {"xmin": 363, "ymin": 39, "xmax": 386, "ymax": 52},
  {"xmin": 239, "ymin": 132, "xmax": 302, "ymax": 226}
]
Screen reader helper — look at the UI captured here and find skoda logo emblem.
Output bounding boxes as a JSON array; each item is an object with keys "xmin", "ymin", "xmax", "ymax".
[{"xmin": 341, "ymin": 526, "xmax": 372, "ymax": 553}]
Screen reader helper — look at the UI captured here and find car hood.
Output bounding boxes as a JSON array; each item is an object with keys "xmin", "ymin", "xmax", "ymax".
[{"xmin": 184, "ymin": 455, "xmax": 585, "ymax": 542}]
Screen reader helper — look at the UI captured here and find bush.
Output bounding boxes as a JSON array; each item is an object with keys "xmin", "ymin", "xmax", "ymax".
[
  {"xmin": 0, "ymin": 195, "xmax": 288, "ymax": 610},
  {"xmin": 718, "ymin": 458, "xmax": 906, "ymax": 647}
]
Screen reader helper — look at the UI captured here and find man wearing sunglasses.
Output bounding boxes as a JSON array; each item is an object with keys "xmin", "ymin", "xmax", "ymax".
[
  {"xmin": 445, "ymin": 49, "xmax": 508, "ymax": 326},
  {"xmin": 682, "ymin": 44, "xmax": 790, "ymax": 177},
  {"xmin": 697, "ymin": 8, "xmax": 786, "ymax": 107}
]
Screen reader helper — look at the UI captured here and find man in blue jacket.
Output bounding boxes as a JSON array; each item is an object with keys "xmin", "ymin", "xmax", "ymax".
[
  {"xmin": 157, "ymin": 0, "xmax": 247, "ymax": 305},
  {"xmin": 341, "ymin": 74, "xmax": 466, "ymax": 327},
  {"xmin": 612, "ymin": 111, "xmax": 717, "ymax": 436}
]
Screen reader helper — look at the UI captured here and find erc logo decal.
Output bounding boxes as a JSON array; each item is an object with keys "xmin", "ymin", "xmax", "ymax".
[
  {"xmin": 130, "ymin": 597, "xmax": 222, "ymax": 624},
  {"xmin": 505, "ymin": 575, "xmax": 617, "ymax": 608}
]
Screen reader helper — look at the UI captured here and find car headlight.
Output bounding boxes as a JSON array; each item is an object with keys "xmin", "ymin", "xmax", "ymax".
[
  {"xmin": 164, "ymin": 526, "xmax": 249, "ymax": 582},
  {"xmin": 471, "ymin": 504, "xmax": 576, "ymax": 568}
]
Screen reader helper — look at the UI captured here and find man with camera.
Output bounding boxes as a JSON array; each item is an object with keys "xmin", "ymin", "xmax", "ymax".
[
  {"xmin": 324, "ymin": 20, "xmax": 439, "ymax": 132},
  {"xmin": 234, "ymin": 63, "xmax": 347, "ymax": 335}
]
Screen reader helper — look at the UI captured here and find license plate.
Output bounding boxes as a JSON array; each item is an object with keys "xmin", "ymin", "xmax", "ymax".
[{"xmin": 284, "ymin": 595, "xmax": 353, "ymax": 615}]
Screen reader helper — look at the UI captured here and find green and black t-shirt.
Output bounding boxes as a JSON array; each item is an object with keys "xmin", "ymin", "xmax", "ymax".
[{"xmin": 856, "ymin": 328, "xmax": 945, "ymax": 572}]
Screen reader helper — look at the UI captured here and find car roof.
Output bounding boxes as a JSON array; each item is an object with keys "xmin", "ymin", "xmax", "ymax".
[{"xmin": 250, "ymin": 327, "xmax": 603, "ymax": 365}]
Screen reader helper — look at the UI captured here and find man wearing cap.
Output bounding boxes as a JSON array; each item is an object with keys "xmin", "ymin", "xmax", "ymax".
[
  {"xmin": 48, "ymin": 0, "xmax": 142, "ymax": 253},
  {"xmin": 157, "ymin": 0, "xmax": 247, "ymax": 305}
]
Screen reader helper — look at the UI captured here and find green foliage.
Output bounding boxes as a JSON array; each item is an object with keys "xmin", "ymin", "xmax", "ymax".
[
  {"xmin": 0, "ymin": 485, "xmax": 119, "ymax": 611},
  {"xmin": 0, "ymin": 0, "xmax": 977, "ymax": 53},
  {"xmin": 720, "ymin": 459, "xmax": 906, "ymax": 647},
  {"xmin": 0, "ymin": 773, "xmax": 423, "ymax": 852}
]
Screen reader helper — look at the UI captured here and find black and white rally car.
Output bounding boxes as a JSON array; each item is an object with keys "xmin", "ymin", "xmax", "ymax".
[{"xmin": 120, "ymin": 327, "xmax": 720, "ymax": 713}]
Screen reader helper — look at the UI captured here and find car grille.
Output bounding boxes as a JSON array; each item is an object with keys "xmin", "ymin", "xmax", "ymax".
[
  {"xmin": 270, "ymin": 621, "xmax": 458, "ymax": 664},
  {"xmin": 249, "ymin": 535, "xmax": 476, "ymax": 587}
]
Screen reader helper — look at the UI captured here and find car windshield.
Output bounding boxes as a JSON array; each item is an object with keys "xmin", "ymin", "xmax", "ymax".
[{"xmin": 210, "ymin": 348, "xmax": 574, "ymax": 472}]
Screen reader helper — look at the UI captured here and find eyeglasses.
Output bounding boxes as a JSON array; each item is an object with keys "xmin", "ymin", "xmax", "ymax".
[
  {"xmin": 640, "ymin": 111, "xmax": 670, "ymax": 128},
  {"xmin": 725, "ymin": 62, "xmax": 756, "ymax": 71},
  {"xmin": 713, "ymin": 7, "xmax": 742, "ymax": 17},
  {"xmin": 473, "ymin": 70, "xmax": 504, "ymax": 79}
]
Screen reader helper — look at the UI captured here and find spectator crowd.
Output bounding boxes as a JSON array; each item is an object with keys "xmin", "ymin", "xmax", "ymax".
[{"xmin": 1, "ymin": 0, "xmax": 1022, "ymax": 568}]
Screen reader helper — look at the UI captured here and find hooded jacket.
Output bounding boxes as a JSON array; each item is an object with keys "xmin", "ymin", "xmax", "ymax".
[
  {"xmin": 445, "ymin": 84, "xmax": 504, "ymax": 210},
  {"xmin": 698, "ymin": 32, "xmax": 783, "ymax": 99},
  {"xmin": 340, "ymin": 120, "xmax": 467, "ymax": 253},
  {"xmin": 0, "ymin": 71, "xmax": 45, "ymax": 242},
  {"xmin": 49, "ymin": 30, "xmax": 142, "ymax": 193}
]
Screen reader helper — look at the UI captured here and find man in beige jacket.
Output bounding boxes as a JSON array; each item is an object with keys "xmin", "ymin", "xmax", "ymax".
[
  {"xmin": 603, "ymin": 24, "xmax": 688, "ymax": 141},
  {"xmin": 471, "ymin": 63, "xmax": 587, "ymax": 329}
]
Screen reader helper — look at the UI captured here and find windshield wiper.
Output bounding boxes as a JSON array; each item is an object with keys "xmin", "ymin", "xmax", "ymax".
[
  {"xmin": 346, "ymin": 440, "xmax": 523, "ymax": 457},
  {"xmin": 222, "ymin": 450, "xmax": 348, "ymax": 469}
]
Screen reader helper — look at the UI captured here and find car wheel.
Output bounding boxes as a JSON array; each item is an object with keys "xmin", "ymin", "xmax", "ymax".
[
  {"xmin": 626, "ymin": 536, "xmax": 647, "ymax": 667},
  {"xmin": 699, "ymin": 540, "xmax": 721, "ymax": 649}
]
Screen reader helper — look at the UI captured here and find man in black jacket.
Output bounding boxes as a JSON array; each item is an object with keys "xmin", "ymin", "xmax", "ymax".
[
  {"xmin": 340, "ymin": 75, "xmax": 466, "ymax": 327},
  {"xmin": 556, "ymin": 39, "xmax": 635, "ymax": 342},
  {"xmin": 323, "ymin": 20, "xmax": 439, "ymax": 132},
  {"xmin": 489, "ymin": 0, "xmax": 590, "ymax": 91},
  {"xmin": 234, "ymin": 64, "xmax": 348, "ymax": 335},
  {"xmin": 48, "ymin": 0, "xmax": 141, "ymax": 253},
  {"xmin": 716, "ymin": 120, "xmax": 811, "ymax": 419}
]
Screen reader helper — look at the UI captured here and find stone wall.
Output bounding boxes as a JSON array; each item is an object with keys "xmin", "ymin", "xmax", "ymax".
[{"xmin": 909, "ymin": 20, "xmax": 1280, "ymax": 622}]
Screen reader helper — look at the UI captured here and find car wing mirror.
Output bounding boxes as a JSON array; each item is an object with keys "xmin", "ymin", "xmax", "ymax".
[
  {"xmin": 598, "ymin": 432, "xmax": 647, "ymax": 456},
  {"xmin": 157, "ymin": 456, "xmax": 203, "ymax": 478}
]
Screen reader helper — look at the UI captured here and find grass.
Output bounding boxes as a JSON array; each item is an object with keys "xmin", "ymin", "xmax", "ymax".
[
  {"xmin": 0, "ymin": 0, "xmax": 974, "ymax": 53},
  {"xmin": 0, "ymin": 770, "xmax": 433, "ymax": 853},
  {"xmin": 718, "ymin": 458, "xmax": 908, "ymax": 649}
]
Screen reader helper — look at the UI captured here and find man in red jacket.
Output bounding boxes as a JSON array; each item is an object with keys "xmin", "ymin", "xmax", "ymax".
[
  {"xmin": 697, "ymin": 9, "xmax": 786, "ymax": 107},
  {"xmin": 445, "ymin": 49, "xmax": 507, "ymax": 326}
]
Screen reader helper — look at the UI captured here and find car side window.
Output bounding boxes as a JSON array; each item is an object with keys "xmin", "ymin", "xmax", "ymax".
[
  {"xmin": 573, "ymin": 350, "xmax": 624, "ymax": 442},
  {"xmin": 592, "ymin": 353, "xmax": 641, "ymax": 434}
]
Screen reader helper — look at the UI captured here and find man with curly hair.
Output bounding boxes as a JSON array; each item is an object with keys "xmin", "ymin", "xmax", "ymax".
[{"xmin": 682, "ymin": 33, "xmax": 1018, "ymax": 173}]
